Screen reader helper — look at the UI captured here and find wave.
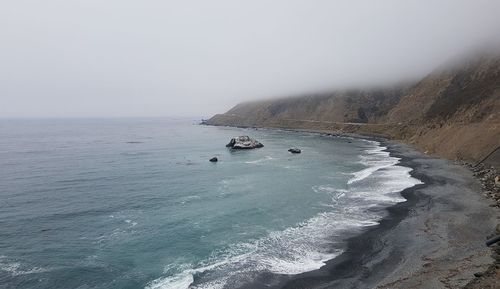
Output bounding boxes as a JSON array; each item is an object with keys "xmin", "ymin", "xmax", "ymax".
[
  {"xmin": 346, "ymin": 141, "xmax": 422, "ymax": 204},
  {"xmin": 145, "ymin": 140, "xmax": 422, "ymax": 289},
  {"xmin": 145, "ymin": 208, "xmax": 379, "ymax": 289},
  {"xmin": 244, "ymin": 156, "xmax": 274, "ymax": 164},
  {"xmin": 125, "ymin": 219, "xmax": 138, "ymax": 226},
  {"xmin": 347, "ymin": 144, "xmax": 397, "ymax": 184},
  {"xmin": 0, "ymin": 257, "xmax": 49, "ymax": 277},
  {"xmin": 146, "ymin": 273, "xmax": 194, "ymax": 289}
]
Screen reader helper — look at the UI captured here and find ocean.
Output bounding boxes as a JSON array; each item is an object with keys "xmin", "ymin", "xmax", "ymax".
[{"xmin": 0, "ymin": 118, "xmax": 421, "ymax": 289}]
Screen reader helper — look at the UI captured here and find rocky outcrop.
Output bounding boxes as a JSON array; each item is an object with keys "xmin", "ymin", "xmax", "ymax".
[
  {"xmin": 226, "ymin": 136, "xmax": 264, "ymax": 149},
  {"xmin": 467, "ymin": 163, "xmax": 500, "ymax": 207},
  {"xmin": 462, "ymin": 162, "xmax": 500, "ymax": 289}
]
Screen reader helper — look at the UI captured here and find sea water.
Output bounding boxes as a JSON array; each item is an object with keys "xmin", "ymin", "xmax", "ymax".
[{"xmin": 0, "ymin": 118, "xmax": 421, "ymax": 289}]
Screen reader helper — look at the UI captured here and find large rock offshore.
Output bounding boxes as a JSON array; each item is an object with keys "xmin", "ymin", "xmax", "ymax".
[{"xmin": 226, "ymin": 136, "xmax": 264, "ymax": 149}]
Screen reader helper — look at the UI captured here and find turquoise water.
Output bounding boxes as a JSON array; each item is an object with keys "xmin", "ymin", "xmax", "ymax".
[{"xmin": 0, "ymin": 118, "xmax": 420, "ymax": 289}]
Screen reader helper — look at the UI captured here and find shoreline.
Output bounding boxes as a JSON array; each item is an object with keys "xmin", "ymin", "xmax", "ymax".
[{"xmin": 214, "ymin": 125, "xmax": 498, "ymax": 289}]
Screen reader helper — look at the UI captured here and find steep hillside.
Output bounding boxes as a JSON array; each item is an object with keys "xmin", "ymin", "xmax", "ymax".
[
  {"xmin": 207, "ymin": 53, "xmax": 500, "ymax": 167},
  {"xmin": 386, "ymin": 53, "xmax": 500, "ymax": 165},
  {"xmin": 208, "ymin": 87, "xmax": 408, "ymax": 127}
]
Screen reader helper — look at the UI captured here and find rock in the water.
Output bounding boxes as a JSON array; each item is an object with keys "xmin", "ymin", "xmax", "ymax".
[
  {"xmin": 288, "ymin": 148, "xmax": 301, "ymax": 154},
  {"xmin": 209, "ymin": 157, "xmax": 218, "ymax": 162},
  {"xmin": 226, "ymin": 136, "xmax": 264, "ymax": 149}
]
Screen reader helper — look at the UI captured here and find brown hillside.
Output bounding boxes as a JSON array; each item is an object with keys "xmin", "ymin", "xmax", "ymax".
[
  {"xmin": 209, "ymin": 87, "xmax": 408, "ymax": 127},
  {"xmin": 207, "ymin": 53, "xmax": 500, "ymax": 167},
  {"xmin": 386, "ymin": 53, "xmax": 500, "ymax": 166}
]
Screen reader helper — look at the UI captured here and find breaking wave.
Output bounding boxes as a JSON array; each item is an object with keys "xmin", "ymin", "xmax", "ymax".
[{"xmin": 145, "ymin": 140, "xmax": 422, "ymax": 289}]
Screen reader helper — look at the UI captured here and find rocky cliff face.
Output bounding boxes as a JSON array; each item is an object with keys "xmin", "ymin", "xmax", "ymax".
[{"xmin": 207, "ymin": 52, "xmax": 500, "ymax": 167}]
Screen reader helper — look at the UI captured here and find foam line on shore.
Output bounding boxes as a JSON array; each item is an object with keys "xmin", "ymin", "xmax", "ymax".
[{"xmin": 145, "ymin": 139, "xmax": 422, "ymax": 289}]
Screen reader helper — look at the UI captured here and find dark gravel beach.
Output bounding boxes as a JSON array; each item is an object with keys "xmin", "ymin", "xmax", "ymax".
[{"xmin": 240, "ymin": 139, "xmax": 497, "ymax": 289}]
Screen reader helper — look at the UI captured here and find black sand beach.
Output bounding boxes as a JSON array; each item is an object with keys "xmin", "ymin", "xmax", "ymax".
[{"xmin": 239, "ymin": 138, "xmax": 497, "ymax": 289}]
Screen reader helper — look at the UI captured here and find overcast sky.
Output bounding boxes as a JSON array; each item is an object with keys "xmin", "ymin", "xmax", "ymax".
[{"xmin": 1, "ymin": 0, "xmax": 500, "ymax": 118}]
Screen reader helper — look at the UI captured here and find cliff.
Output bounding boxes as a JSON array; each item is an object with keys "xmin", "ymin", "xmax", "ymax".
[{"xmin": 207, "ymin": 53, "xmax": 500, "ymax": 168}]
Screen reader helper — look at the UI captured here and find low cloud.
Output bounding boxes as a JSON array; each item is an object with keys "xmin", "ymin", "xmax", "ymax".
[{"xmin": 1, "ymin": 0, "xmax": 500, "ymax": 117}]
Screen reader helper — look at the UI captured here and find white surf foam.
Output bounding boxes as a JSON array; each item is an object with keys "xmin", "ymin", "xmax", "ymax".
[
  {"xmin": 145, "ymin": 273, "xmax": 194, "ymax": 289},
  {"xmin": 347, "ymin": 140, "xmax": 422, "ymax": 204},
  {"xmin": 244, "ymin": 156, "xmax": 274, "ymax": 164},
  {"xmin": 125, "ymin": 219, "xmax": 138, "ymax": 226},
  {"xmin": 146, "ymin": 207, "xmax": 379, "ymax": 289},
  {"xmin": 348, "ymin": 144, "xmax": 398, "ymax": 184},
  {"xmin": 146, "ymin": 140, "xmax": 423, "ymax": 289},
  {"xmin": 0, "ymin": 257, "xmax": 48, "ymax": 276}
]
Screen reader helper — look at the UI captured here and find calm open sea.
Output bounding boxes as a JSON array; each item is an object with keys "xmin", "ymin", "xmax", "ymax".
[{"xmin": 0, "ymin": 118, "xmax": 420, "ymax": 289}]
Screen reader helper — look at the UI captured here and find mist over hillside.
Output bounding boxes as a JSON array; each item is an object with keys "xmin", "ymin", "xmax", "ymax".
[{"xmin": 207, "ymin": 50, "xmax": 500, "ymax": 167}]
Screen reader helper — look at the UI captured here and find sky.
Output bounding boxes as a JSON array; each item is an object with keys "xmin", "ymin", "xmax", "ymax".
[{"xmin": 1, "ymin": 0, "xmax": 500, "ymax": 118}]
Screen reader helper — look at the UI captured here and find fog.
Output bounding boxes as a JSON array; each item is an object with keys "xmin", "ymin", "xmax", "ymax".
[{"xmin": 1, "ymin": 0, "xmax": 500, "ymax": 118}]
